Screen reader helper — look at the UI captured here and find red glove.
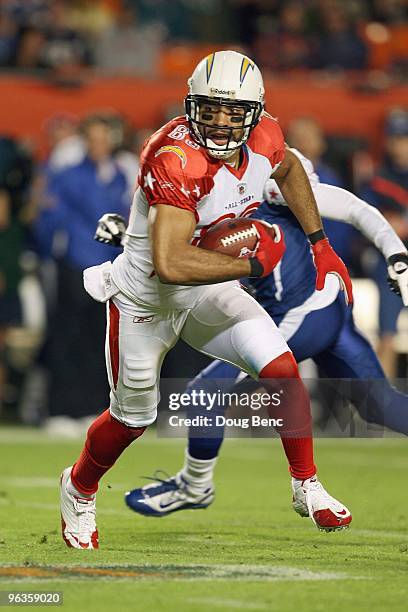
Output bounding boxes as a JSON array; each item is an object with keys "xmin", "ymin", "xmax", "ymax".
[
  {"xmin": 312, "ymin": 238, "xmax": 353, "ymax": 305},
  {"xmin": 248, "ymin": 220, "xmax": 286, "ymax": 278}
]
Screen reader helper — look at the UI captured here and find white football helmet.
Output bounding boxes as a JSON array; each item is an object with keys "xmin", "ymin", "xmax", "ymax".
[{"xmin": 185, "ymin": 50, "xmax": 265, "ymax": 159}]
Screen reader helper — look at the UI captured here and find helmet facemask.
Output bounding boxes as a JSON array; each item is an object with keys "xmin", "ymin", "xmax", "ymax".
[{"xmin": 185, "ymin": 95, "xmax": 264, "ymax": 159}]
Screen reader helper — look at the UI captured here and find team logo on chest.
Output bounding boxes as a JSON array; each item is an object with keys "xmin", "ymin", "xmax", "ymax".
[{"xmin": 237, "ymin": 182, "xmax": 247, "ymax": 195}]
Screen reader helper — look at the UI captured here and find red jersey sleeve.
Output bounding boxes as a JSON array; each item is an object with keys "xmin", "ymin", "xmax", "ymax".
[
  {"xmin": 247, "ymin": 113, "xmax": 285, "ymax": 175},
  {"xmin": 138, "ymin": 137, "xmax": 212, "ymax": 219}
]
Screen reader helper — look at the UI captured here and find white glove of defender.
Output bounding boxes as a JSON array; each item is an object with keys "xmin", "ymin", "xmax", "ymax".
[
  {"xmin": 94, "ymin": 213, "xmax": 127, "ymax": 247},
  {"xmin": 387, "ymin": 253, "xmax": 408, "ymax": 306}
]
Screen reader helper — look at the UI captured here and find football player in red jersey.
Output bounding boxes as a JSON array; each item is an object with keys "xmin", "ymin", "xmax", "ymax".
[{"xmin": 60, "ymin": 51, "xmax": 352, "ymax": 549}]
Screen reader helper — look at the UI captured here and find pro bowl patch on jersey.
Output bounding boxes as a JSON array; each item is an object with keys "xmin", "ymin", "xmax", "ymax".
[{"xmin": 155, "ymin": 146, "xmax": 187, "ymax": 169}]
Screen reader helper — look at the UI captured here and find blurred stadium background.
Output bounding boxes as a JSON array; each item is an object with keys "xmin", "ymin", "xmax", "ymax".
[{"xmin": 0, "ymin": 0, "xmax": 407, "ymax": 431}]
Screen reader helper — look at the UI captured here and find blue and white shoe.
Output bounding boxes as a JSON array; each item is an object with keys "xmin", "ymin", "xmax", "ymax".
[{"xmin": 125, "ymin": 471, "xmax": 215, "ymax": 517}]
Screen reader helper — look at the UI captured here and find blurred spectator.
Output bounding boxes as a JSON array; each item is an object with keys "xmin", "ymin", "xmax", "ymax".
[
  {"xmin": 0, "ymin": 0, "xmax": 50, "ymax": 29},
  {"xmin": 287, "ymin": 116, "xmax": 343, "ymax": 186},
  {"xmin": 233, "ymin": 0, "xmax": 266, "ymax": 48},
  {"xmin": 94, "ymin": 3, "xmax": 165, "ymax": 75},
  {"xmin": 19, "ymin": 113, "xmax": 85, "ymax": 425},
  {"xmin": 135, "ymin": 0, "xmax": 237, "ymax": 44},
  {"xmin": 189, "ymin": 0, "xmax": 237, "ymax": 44},
  {"xmin": 311, "ymin": 2, "xmax": 368, "ymax": 70},
  {"xmin": 0, "ymin": 9, "xmax": 18, "ymax": 65},
  {"xmin": 65, "ymin": 0, "xmax": 116, "ymax": 38},
  {"xmin": 253, "ymin": 1, "xmax": 312, "ymax": 71},
  {"xmin": 34, "ymin": 114, "xmax": 130, "ymax": 420},
  {"xmin": 108, "ymin": 112, "xmax": 139, "ymax": 201},
  {"xmin": 0, "ymin": 136, "xmax": 33, "ymax": 417},
  {"xmin": 4, "ymin": 1, "xmax": 103, "ymax": 73},
  {"xmin": 286, "ymin": 116, "xmax": 356, "ymax": 265},
  {"xmin": 135, "ymin": 0, "xmax": 192, "ymax": 41},
  {"xmin": 44, "ymin": 112, "xmax": 86, "ymax": 173},
  {"xmin": 30, "ymin": 113, "xmax": 85, "ymax": 261},
  {"xmin": 40, "ymin": 0, "xmax": 93, "ymax": 71},
  {"xmin": 11, "ymin": 25, "xmax": 46, "ymax": 70},
  {"xmin": 361, "ymin": 108, "xmax": 408, "ymax": 378}
]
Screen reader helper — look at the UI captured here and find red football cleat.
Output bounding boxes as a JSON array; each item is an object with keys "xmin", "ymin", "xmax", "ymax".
[
  {"xmin": 292, "ymin": 476, "xmax": 352, "ymax": 532},
  {"xmin": 60, "ymin": 467, "xmax": 99, "ymax": 549}
]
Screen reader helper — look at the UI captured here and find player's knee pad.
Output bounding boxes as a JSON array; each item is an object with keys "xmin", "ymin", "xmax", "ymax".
[
  {"xmin": 259, "ymin": 351, "xmax": 300, "ymax": 379},
  {"xmin": 123, "ymin": 355, "xmax": 158, "ymax": 389},
  {"xmin": 110, "ymin": 355, "xmax": 160, "ymax": 428}
]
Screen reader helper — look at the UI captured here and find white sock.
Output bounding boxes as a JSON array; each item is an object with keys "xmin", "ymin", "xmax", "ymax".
[
  {"xmin": 292, "ymin": 474, "xmax": 317, "ymax": 490},
  {"xmin": 178, "ymin": 450, "xmax": 217, "ymax": 493}
]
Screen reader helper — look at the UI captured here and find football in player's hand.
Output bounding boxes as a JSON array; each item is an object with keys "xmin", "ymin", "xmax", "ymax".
[{"xmin": 198, "ymin": 218, "xmax": 277, "ymax": 258}]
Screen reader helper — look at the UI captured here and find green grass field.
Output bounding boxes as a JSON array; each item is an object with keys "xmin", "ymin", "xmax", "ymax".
[{"xmin": 0, "ymin": 428, "xmax": 407, "ymax": 611}]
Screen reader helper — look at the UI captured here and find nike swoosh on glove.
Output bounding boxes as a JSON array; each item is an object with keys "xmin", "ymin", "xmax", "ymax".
[
  {"xmin": 387, "ymin": 252, "xmax": 408, "ymax": 306},
  {"xmin": 312, "ymin": 238, "xmax": 353, "ymax": 305}
]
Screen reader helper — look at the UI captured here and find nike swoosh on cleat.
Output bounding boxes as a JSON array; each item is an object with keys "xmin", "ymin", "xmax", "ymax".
[{"xmin": 159, "ymin": 500, "xmax": 181, "ymax": 509}]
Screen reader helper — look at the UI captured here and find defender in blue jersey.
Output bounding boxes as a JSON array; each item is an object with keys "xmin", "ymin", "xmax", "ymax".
[{"xmin": 95, "ymin": 148, "xmax": 408, "ymax": 518}]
